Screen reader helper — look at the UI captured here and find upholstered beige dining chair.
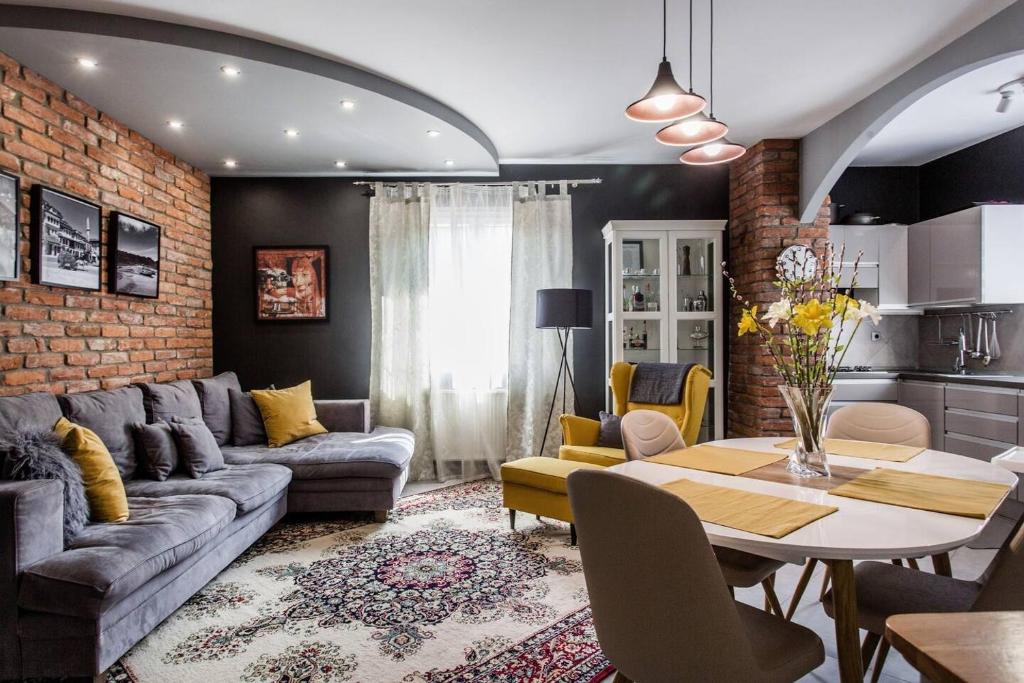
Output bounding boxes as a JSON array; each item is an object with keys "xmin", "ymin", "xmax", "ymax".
[
  {"xmin": 567, "ymin": 469, "xmax": 825, "ymax": 682},
  {"xmin": 823, "ymin": 515, "xmax": 1024, "ymax": 682},
  {"xmin": 619, "ymin": 409, "xmax": 789, "ymax": 617},
  {"xmin": 825, "ymin": 403, "xmax": 931, "ymax": 448}
]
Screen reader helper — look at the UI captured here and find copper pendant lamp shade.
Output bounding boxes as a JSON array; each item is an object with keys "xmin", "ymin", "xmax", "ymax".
[
  {"xmin": 625, "ymin": 59, "xmax": 706, "ymax": 122},
  {"xmin": 679, "ymin": 139, "xmax": 746, "ymax": 165},
  {"xmin": 656, "ymin": 112, "xmax": 728, "ymax": 146}
]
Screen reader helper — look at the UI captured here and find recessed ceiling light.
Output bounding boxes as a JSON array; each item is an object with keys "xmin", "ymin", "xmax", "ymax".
[
  {"xmin": 167, "ymin": 120, "xmax": 184, "ymax": 130},
  {"xmin": 76, "ymin": 57, "xmax": 98, "ymax": 69},
  {"xmin": 284, "ymin": 129, "xmax": 300, "ymax": 137},
  {"xmin": 223, "ymin": 159, "xmax": 237, "ymax": 168},
  {"xmin": 340, "ymin": 100, "xmax": 356, "ymax": 110},
  {"xmin": 220, "ymin": 65, "xmax": 241, "ymax": 77},
  {"xmin": 335, "ymin": 161, "xmax": 347, "ymax": 168},
  {"xmin": 426, "ymin": 130, "xmax": 441, "ymax": 138},
  {"xmin": 444, "ymin": 159, "xmax": 455, "ymax": 167}
]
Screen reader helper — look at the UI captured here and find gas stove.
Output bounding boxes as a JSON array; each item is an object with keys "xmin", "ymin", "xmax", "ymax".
[{"xmin": 837, "ymin": 365, "xmax": 873, "ymax": 372}]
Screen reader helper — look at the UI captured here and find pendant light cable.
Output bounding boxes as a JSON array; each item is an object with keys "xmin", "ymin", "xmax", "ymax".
[
  {"xmin": 662, "ymin": 0, "xmax": 667, "ymax": 60},
  {"xmin": 709, "ymin": 0, "xmax": 714, "ymax": 116},
  {"xmin": 688, "ymin": 0, "xmax": 694, "ymax": 89}
]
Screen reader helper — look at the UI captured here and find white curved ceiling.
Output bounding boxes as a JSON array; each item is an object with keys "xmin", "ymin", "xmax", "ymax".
[{"xmin": 0, "ymin": 0, "xmax": 1015, "ymax": 174}]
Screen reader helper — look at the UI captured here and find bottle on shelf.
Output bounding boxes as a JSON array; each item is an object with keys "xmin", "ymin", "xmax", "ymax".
[
  {"xmin": 681, "ymin": 244, "xmax": 692, "ymax": 276},
  {"xmin": 644, "ymin": 282, "xmax": 655, "ymax": 310},
  {"xmin": 632, "ymin": 285, "xmax": 645, "ymax": 311},
  {"xmin": 641, "ymin": 321, "xmax": 648, "ymax": 350},
  {"xmin": 694, "ymin": 289, "xmax": 708, "ymax": 312}
]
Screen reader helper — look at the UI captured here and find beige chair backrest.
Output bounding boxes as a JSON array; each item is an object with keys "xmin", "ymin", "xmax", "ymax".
[
  {"xmin": 620, "ymin": 409, "xmax": 685, "ymax": 461},
  {"xmin": 825, "ymin": 403, "xmax": 930, "ymax": 448},
  {"xmin": 567, "ymin": 469, "xmax": 764, "ymax": 681},
  {"xmin": 973, "ymin": 513, "xmax": 1024, "ymax": 612}
]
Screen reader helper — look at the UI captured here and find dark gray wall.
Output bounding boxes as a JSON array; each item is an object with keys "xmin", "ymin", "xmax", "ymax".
[
  {"xmin": 212, "ymin": 164, "xmax": 729, "ymax": 418},
  {"xmin": 829, "ymin": 166, "xmax": 919, "ymax": 225}
]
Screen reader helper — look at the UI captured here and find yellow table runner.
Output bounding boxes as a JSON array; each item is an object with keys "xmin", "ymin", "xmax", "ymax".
[
  {"xmin": 660, "ymin": 477, "xmax": 838, "ymax": 538},
  {"xmin": 646, "ymin": 444, "xmax": 787, "ymax": 476},
  {"xmin": 828, "ymin": 468, "xmax": 1011, "ymax": 519},
  {"xmin": 775, "ymin": 438, "xmax": 924, "ymax": 463}
]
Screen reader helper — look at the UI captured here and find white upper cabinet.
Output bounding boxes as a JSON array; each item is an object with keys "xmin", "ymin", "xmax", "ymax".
[
  {"xmin": 907, "ymin": 205, "xmax": 1024, "ymax": 307},
  {"xmin": 829, "ymin": 223, "xmax": 912, "ymax": 312}
]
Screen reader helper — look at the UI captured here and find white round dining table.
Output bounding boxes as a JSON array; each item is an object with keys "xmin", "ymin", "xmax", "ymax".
[{"xmin": 608, "ymin": 437, "xmax": 1019, "ymax": 683}]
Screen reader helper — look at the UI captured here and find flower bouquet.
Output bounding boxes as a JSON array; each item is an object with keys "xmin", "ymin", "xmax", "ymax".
[{"xmin": 724, "ymin": 244, "xmax": 881, "ymax": 477}]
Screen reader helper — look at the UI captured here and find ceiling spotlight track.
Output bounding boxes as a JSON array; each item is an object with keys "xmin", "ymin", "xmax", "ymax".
[
  {"xmin": 624, "ymin": 0, "xmax": 706, "ymax": 122},
  {"xmin": 996, "ymin": 77, "xmax": 1024, "ymax": 114}
]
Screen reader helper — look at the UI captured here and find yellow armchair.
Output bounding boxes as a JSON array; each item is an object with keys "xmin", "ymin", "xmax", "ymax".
[{"xmin": 558, "ymin": 362, "xmax": 712, "ymax": 467}]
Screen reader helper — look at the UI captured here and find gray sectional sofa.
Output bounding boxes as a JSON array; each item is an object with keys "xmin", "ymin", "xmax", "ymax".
[{"xmin": 0, "ymin": 373, "xmax": 413, "ymax": 680}]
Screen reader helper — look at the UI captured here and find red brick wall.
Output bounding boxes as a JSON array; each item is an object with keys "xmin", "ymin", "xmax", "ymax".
[
  {"xmin": 726, "ymin": 139, "xmax": 829, "ymax": 436},
  {"xmin": 0, "ymin": 50, "xmax": 212, "ymax": 396}
]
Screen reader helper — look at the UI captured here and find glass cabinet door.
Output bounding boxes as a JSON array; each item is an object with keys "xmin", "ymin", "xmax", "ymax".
[
  {"xmin": 620, "ymin": 237, "xmax": 664, "ymax": 314},
  {"xmin": 674, "ymin": 237, "xmax": 716, "ymax": 314},
  {"xmin": 622, "ymin": 319, "xmax": 661, "ymax": 363},
  {"xmin": 675, "ymin": 319, "xmax": 715, "ymax": 370}
]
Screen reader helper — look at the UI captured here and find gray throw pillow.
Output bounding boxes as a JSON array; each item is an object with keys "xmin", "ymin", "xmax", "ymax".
[
  {"xmin": 169, "ymin": 419, "xmax": 224, "ymax": 478},
  {"xmin": 0, "ymin": 429, "xmax": 88, "ymax": 547},
  {"xmin": 133, "ymin": 421, "xmax": 179, "ymax": 481},
  {"xmin": 139, "ymin": 380, "xmax": 203, "ymax": 424},
  {"xmin": 229, "ymin": 388, "xmax": 268, "ymax": 447},
  {"xmin": 58, "ymin": 386, "xmax": 145, "ymax": 479},
  {"xmin": 192, "ymin": 372, "xmax": 242, "ymax": 446},
  {"xmin": 597, "ymin": 411, "xmax": 624, "ymax": 448}
]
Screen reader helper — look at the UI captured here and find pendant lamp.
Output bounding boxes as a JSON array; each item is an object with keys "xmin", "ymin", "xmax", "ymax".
[
  {"xmin": 656, "ymin": 111, "xmax": 727, "ymax": 146},
  {"xmin": 625, "ymin": 0, "xmax": 706, "ymax": 122},
  {"xmin": 680, "ymin": 0, "xmax": 746, "ymax": 165}
]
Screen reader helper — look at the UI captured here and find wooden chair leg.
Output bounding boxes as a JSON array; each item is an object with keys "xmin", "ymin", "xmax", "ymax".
[
  {"xmin": 932, "ymin": 552, "xmax": 952, "ymax": 577},
  {"xmin": 761, "ymin": 575, "xmax": 784, "ymax": 617},
  {"xmin": 891, "ymin": 558, "xmax": 903, "ymax": 566},
  {"xmin": 819, "ymin": 565, "xmax": 832, "ymax": 601},
  {"xmin": 612, "ymin": 672, "xmax": 632, "ymax": 683},
  {"xmin": 870, "ymin": 639, "xmax": 891, "ymax": 683},
  {"xmin": 509, "ymin": 509, "xmax": 516, "ymax": 530},
  {"xmin": 861, "ymin": 631, "xmax": 881, "ymax": 672},
  {"xmin": 908, "ymin": 557, "xmax": 920, "ymax": 571},
  {"xmin": 728, "ymin": 585, "xmax": 735, "ymax": 598},
  {"xmin": 570, "ymin": 523, "xmax": 577, "ymax": 546},
  {"xmin": 785, "ymin": 558, "xmax": 817, "ymax": 620}
]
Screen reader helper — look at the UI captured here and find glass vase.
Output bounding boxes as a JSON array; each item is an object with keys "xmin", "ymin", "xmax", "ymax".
[{"xmin": 778, "ymin": 385, "xmax": 833, "ymax": 478}]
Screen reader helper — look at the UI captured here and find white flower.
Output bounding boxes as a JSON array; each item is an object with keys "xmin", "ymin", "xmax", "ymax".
[
  {"xmin": 761, "ymin": 298, "xmax": 792, "ymax": 328},
  {"xmin": 857, "ymin": 300, "xmax": 881, "ymax": 325}
]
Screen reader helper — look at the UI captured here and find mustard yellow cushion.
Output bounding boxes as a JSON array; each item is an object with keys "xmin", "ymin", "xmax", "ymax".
[
  {"xmin": 250, "ymin": 380, "xmax": 328, "ymax": 448},
  {"xmin": 558, "ymin": 445, "xmax": 626, "ymax": 468},
  {"xmin": 500, "ymin": 456, "xmax": 603, "ymax": 494},
  {"xmin": 54, "ymin": 417, "xmax": 129, "ymax": 523}
]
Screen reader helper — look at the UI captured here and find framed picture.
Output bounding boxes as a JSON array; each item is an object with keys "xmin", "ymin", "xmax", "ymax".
[
  {"xmin": 31, "ymin": 185, "xmax": 101, "ymax": 290},
  {"xmin": 0, "ymin": 170, "xmax": 19, "ymax": 281},
  {"xmin": 109, "ymin": 212, "xmax": 161, "ymax": 298},
  {"xmin": 622, "ymin": 239, "xmax": 644, "ymax": 273},
  {"xmin": 254, "ymin": 246, "xmax": 329, "ymax": 321}
]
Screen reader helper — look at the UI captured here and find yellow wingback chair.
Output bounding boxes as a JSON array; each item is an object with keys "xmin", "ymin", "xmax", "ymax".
[{"xmin": 558, "ymin": 362, "xmax": 712, "ymax": 467}]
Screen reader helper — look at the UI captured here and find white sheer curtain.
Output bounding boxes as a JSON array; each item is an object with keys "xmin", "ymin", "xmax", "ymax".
[
  {"xmin": 428, "ymin": 185, "xmax": 514, "ymax": 481},
  {"xmin": 506, "ymin": 183, "xmax": 574, "ymax": 461},
  {"xmin": 368, "ymin": 182, "xmax": 435, "ymax": 480}
]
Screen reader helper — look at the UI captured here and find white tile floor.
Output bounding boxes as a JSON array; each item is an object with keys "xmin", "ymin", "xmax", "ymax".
[{"xmin": 401, "ymin": 479, "xmax": 1002, "ymax": 682}]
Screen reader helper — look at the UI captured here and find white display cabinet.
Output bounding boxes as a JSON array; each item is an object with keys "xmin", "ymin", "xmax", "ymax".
[{"xmin": 602, "ymin": 220, "xmax": 726, "ymax": 442}]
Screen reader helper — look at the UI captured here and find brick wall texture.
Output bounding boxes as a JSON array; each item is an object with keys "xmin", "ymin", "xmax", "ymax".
[
  {"xmin": 727, "ymin": 139, "xmax": 830, "ymax": 437},
  {"xmin": 0, "ymin": 49, "xmax": 212, "ymax": 396}
]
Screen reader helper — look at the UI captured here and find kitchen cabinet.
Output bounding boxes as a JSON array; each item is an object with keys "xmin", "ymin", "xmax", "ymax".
[
  {"xmin": 943, "ymin": 384, "xmax": 1019, "ymax": 461},
  {"xmin": 829, "ymin": 224, "xmax": 913, "ymax": 311},
  {"xmin": 897, "ymin": 379, "xmax": 944, "ymax": 449},
  {"xmin": 908, "ymin": 205, "xmax": 1024, "ymax": 307}
]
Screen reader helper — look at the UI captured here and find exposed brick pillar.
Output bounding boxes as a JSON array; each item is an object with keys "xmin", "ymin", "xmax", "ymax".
[{"xmin": 726, "ymin": 140, "xmax": 830, "ymax": 437}]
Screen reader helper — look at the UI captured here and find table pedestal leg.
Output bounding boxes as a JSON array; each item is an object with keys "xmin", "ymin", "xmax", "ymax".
[
  {"xmin": 931, "ymin": 552, "xmax": 952, "ymax": 577},
  {"xmin": 827, "ymin": 559, "xmax": 864, "ymax": 683}
]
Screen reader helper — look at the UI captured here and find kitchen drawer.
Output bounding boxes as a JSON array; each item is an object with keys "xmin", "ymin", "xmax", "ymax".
[
  {"xmin": 899, "ymin": 379, "xmax": 944, "ymax": 404},
  {"xmin": 832, "ymin": 379, "xmax": 897, "ymax": 402},
  {"xmin": 945, "ymin": 384, "xmax": 1018, "ymax": 416},
  {"xmin": 836, "ymin": 265, "xmax": 878, "ymax": 289},
  {"xmin": 944, "ymin": 408, "xmax": 1019, "ymax": 443},
  {"xmin": 944, "ymin": 432, "xmax": 1018, "ymax": 462}
]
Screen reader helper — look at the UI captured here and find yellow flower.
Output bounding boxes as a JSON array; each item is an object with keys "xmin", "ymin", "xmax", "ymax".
[
  {"xmin": 834, "ymin": 293, "xmax": 860, "ymax": 321},
  {"xmin": 738, "ymin": 306, "xmax": 759, "ymax": 336},
  {"xmin": 791, "ymin": 299, "xmax": 833, "ymax": 335}
]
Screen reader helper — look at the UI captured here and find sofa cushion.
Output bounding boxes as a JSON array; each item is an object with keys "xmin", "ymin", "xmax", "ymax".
[
  {"xmin": 229, "ymin": 389, "xmax": 268, "ymax": 446},
  {"xmin": 123, "ymin": 463, "xmax": 291, "ymax": 514},
  {"xmin": 558, "ymin": 444, "xmax": 626, "ymax": 468},
  {"xmin": 139, "ymin": 380, "xmax": 203, "ymax": 424},
  {"xmin": 58, "ymin": 387, "xmax": 145, "ymax": 479},
  {"xmin": 0, "ymin": 392, "xmax": 62, "ymax": 434},
  {"xmin": 54, "ymin": 418, "xmax": 129, "ymax": 524},
  {"xmin": 192, "ymin": 372, "xmax": 241, "ymax": 446},
  {"xmin": 18, "ymin": 494, "xmax": 235, "ymax": 619},
  {"xmin": 250, "ymin": 381, "xmax": 327, "ymax": 448},
  {"xmin": 222, "ymin": 426, "xmax": 413, "ymax": 480},
  {"xmin": 133, "ymin": 421, "xmax": 179, "ymax": 481},
  {"xmin": 169, "ymin": 419, "xmax": 225, "ymax": 478}
]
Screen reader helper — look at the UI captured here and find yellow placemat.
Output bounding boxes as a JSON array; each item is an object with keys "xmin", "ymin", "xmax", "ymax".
[
  {"xmin": 646, "ymin": 444, "xmax": 787, "ymax": 475},
  {"xmin": 775, "ymin": 438, "xmax": 924, "ymax": 463},
  {"xmin": 828, "ymin": 468, "xmax": 1010, "ymax": 519},
  {"xmin": 660, "ymin": 477, "xmax": 838, "ymax": 538}
]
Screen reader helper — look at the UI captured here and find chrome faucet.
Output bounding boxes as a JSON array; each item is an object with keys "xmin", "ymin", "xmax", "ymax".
[{"xmin": 953, "ymin": 326, "xmax": 969, "ymax": 374}]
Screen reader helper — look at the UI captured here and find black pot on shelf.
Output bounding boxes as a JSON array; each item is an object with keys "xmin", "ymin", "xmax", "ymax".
[{"xmin": 829, "ymin": 203, "xmax": 845, "ymax": 224}]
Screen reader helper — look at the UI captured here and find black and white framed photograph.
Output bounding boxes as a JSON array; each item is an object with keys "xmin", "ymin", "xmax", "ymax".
[
  {"xmin": 622, "ymin": 239, "xmax": 644, "ymax": 273},
  {"xmin": 0, "ymin": 170, "xmax": 19, "ymax": 281},
  {"xmin": 31, "ymin": 185, "xmax": 101, "ymax": 290},
  {"xmin": 109, "ymin": 212, "xmax": 161, "ymax": 298}
]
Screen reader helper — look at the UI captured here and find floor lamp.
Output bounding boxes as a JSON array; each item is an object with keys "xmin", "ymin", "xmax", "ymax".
[{"xmin": 536, "ymin": 288, "xmax": 593, "ymax": 457}]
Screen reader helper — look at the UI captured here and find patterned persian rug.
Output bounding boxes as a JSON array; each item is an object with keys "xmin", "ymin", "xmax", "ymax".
[{"xmin": 109, "ymin": 481, "xmax": 612, "ymax": 683}]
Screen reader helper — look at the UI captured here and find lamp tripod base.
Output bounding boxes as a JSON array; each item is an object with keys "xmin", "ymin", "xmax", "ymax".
[{"xmin": 537, "ymin": 327, "xmax": 579, "ymax": 458}]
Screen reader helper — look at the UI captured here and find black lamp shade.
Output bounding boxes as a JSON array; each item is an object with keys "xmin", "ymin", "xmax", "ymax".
[{"xmin": 536, "ymin": 289, "xmax": 593, "ymax": 329}]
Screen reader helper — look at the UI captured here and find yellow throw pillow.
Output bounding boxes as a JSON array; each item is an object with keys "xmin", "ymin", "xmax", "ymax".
[
  {"xmin": 250, "ymin": 380, "xmax": 328, "ymax": 448},
  {"xmin": 54, "ymin": 417, "xmax": 130, "ymax": 523}
]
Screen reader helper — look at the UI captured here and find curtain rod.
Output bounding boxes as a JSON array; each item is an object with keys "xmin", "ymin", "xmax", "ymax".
[{"xmin": 352, "ymin": 178, "xmax": 602, "ymax": 187}]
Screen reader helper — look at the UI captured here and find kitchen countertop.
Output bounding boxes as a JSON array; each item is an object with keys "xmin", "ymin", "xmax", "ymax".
[{"xmin": 836, "ymin": 370, "xmax": 1024, "ymax": 389}]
